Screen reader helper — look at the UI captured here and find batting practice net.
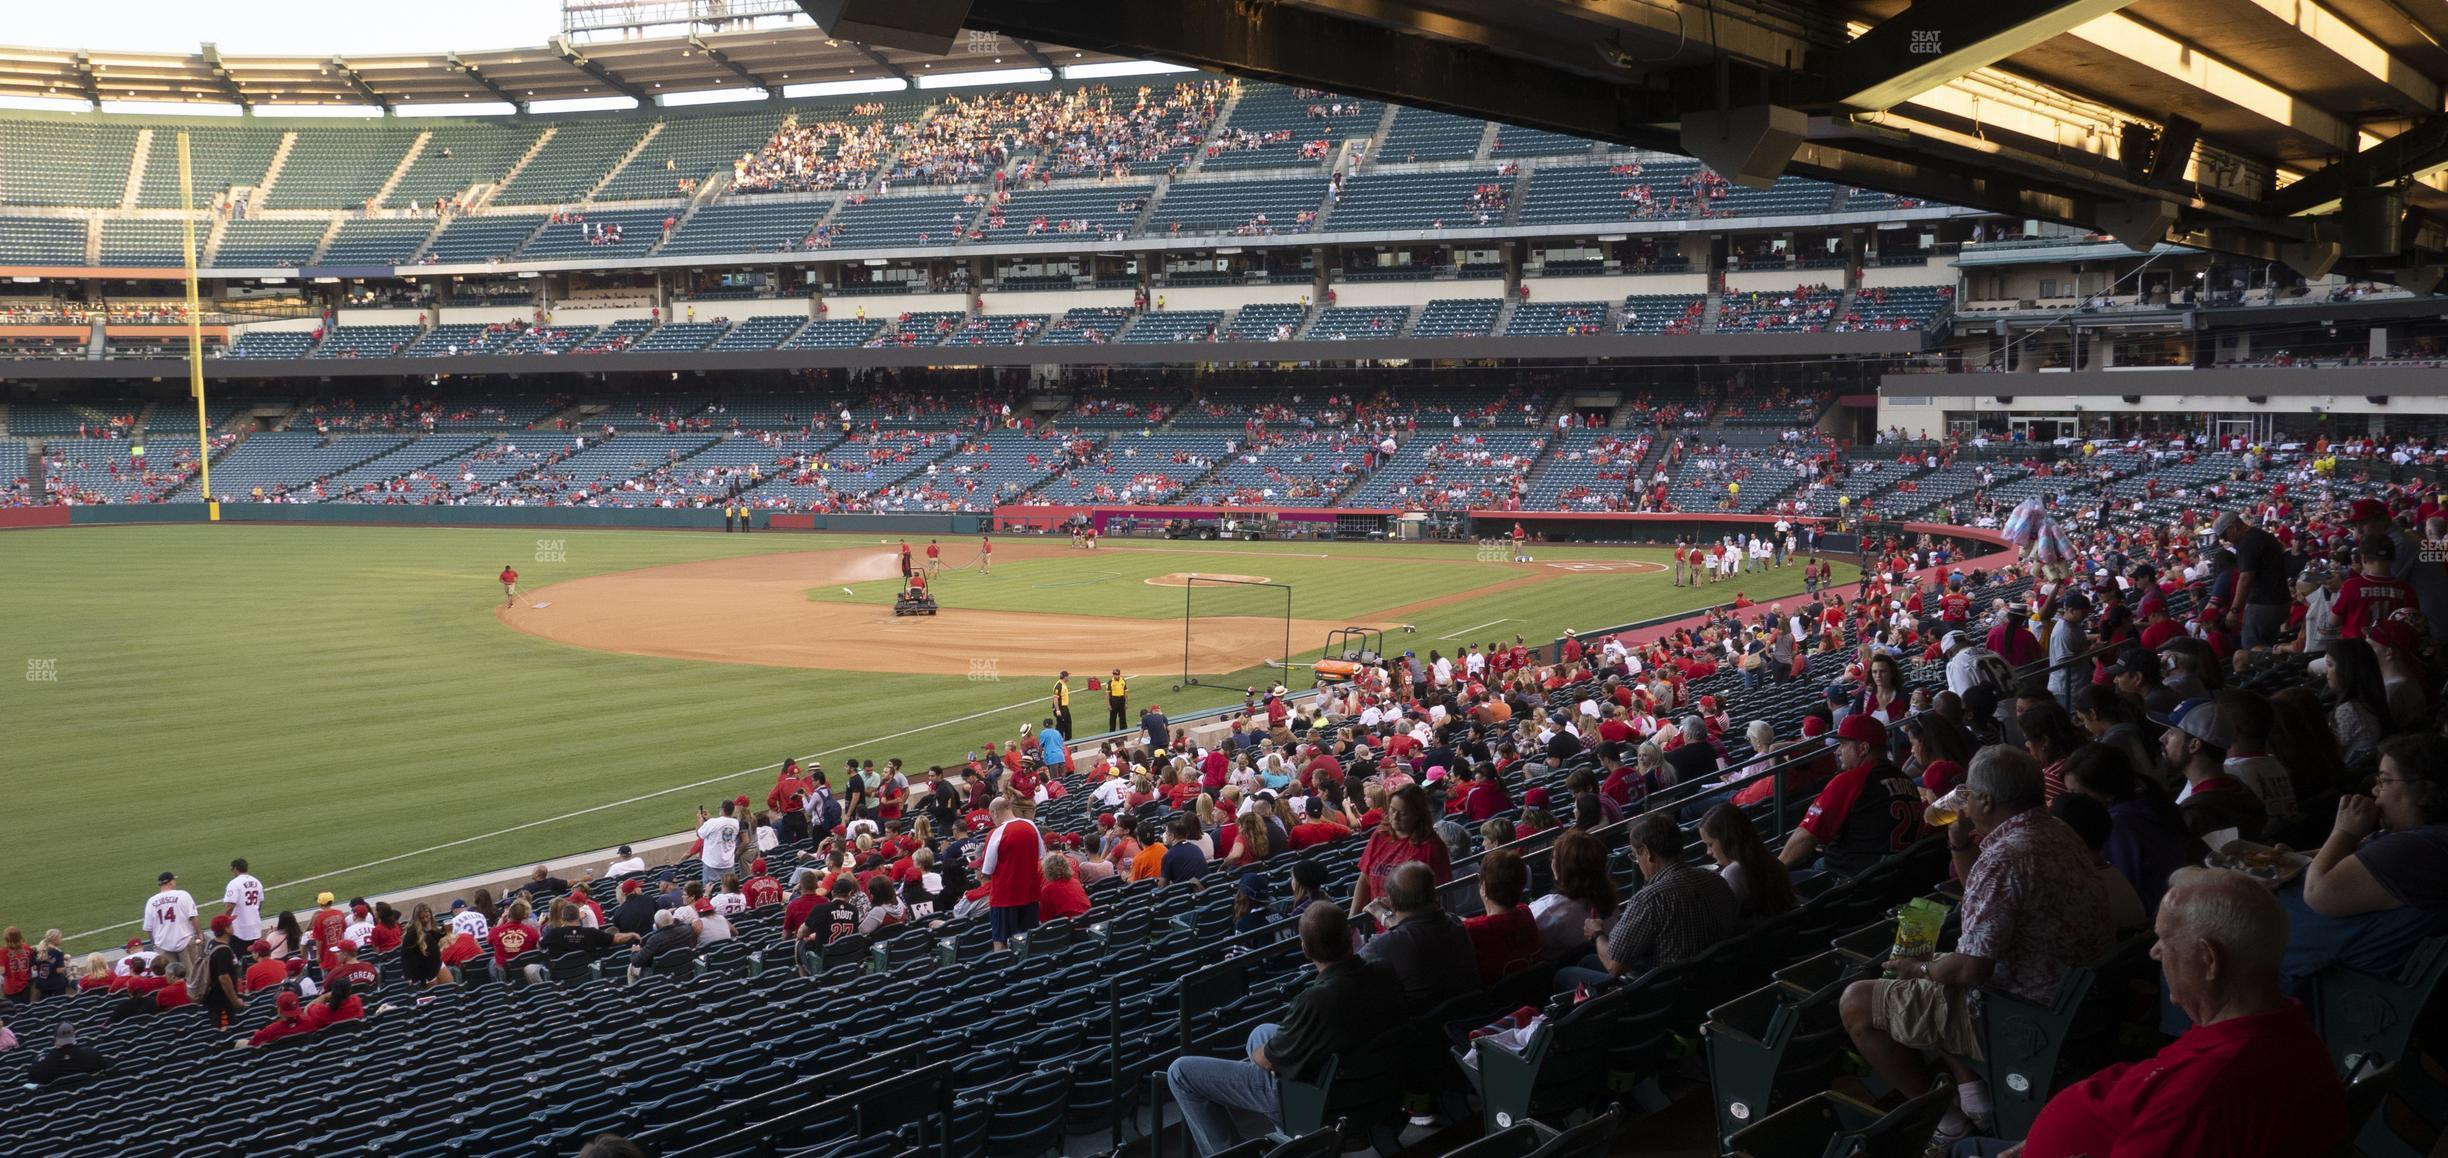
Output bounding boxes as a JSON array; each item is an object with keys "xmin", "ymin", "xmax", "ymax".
[{"xmin": 1178, "ymin": 575, "xmax": 1293, "ymax": 691}]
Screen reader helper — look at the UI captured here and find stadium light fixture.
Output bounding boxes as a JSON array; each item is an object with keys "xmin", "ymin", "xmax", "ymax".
[
  {"xmin": 783, "ymin": 77, "xmax": 907, "ymax": 97},
  {"xmin": 660, "ymin": 87, "xmax": 769, "ymax": 107},
  {"xmin": 1060, "ymin": 60, "xmax": 1197, "ymax": 80},
  {"xmin": 529, "ymin": 95, "xmax": 640, "ymax": 114},
  {"xmin": 102, "ymin": 100, "xmax": 242, "ymax": 117},
  {"xmin": 397, "ymin": 101, "xmax": 519, "ymax": 117},
  {"xmin": 0, "ymin": 95, "xmax": 97, "ymax": 113},
  {"xmin": 256, "ymin": 104, "xmax": 384, "ymax": 118},
  {"xmin": 918, "ymin": 66, "xmax": 1052, "ymax": 89}
]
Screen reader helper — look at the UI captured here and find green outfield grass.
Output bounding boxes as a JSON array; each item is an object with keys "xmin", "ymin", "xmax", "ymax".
[{"xmin": 0, "ymin": 525, "xmax": 1850, "ymax": 947}]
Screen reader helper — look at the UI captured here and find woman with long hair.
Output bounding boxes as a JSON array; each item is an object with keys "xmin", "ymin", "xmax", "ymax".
[
  {"xmin": 1222, "ymin": 808, "xmax": 1273, "ymax": 867},
  {"xmin": 1859, "ymin": 652, "xmax": 1910, "ymax": 723},
  {"xmin": 2326, "ymin": 638, "xmax": 2392, "ymax": 769},
  {"xmin": 1349, "ymin": 782, "xmax": 1450, "ymax": 915},
  {"xmin": 398, "ymin": 902, "xmax": 447, "ymax": 988},
  {"xmin": 268, "ymin": 910, "xmax": 303, "ymax": 960},
  {"xmin": 1701, "ymin": 804, "xmax": 1797, "ymax": 919},
  {"xmin": 2018, "ymin": 701, "xmax": 2088, "ymax": 803},
  {"xmin": 1531, "ymin": 827, "xmax": 1618, "ymax": 961},
  {"xmin": 367, "ymin": 901, "xmax": 405, "ymax": 953}
]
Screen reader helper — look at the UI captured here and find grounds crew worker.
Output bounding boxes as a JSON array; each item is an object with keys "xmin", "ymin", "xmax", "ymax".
[
  {"xmin": 1052, "ymin": 671, "xmax": 1074, "ymax": 738},
  {"xmin": 1107, "ymin": 669, "xmax": 1129, "ymax": 732}
]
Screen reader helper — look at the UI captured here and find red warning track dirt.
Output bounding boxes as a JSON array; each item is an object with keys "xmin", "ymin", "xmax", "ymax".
[{"xmin": 496, "ymin": 543, "xmax": 1654, "ymax": 678}]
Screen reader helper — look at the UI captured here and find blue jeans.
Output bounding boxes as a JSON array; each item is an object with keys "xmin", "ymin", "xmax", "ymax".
[
  {"xmin": 1168, "ymin": 1023, "xmax": 1282, "ymax": 1156},
  {"xmin": 1552, "ymin": 955, "xmax": 1613, "ymax": 994},
  {"xmin": 2241, "ymin": 603, "xmax": 2287, "ymax": 651}
]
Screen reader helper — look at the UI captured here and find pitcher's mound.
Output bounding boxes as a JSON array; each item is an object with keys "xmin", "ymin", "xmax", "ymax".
[{"xmin": 1145, "ymin": 571, "xmax": 1272, "ymax": 587}]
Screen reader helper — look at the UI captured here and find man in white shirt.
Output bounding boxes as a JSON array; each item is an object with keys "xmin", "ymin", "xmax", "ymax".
[
  {"xmin": 115, "ymin": 940, "xmax": 159, "ymax": 977},
  {"xmin": 447, "ymin": 897, "xmax": 491, "ymax": 942},
  {"xmin": 605, "ymin": 845, "xmax": 647, "ymax": 877},
  {"xmin": 696, "ymin": 800, "xmax": 742, "ymax": 885},
  {"xmin": 143, "ymin": 871, "xmax": 201, "ymax": 979},
  {"xmin": 221, "ymin": 858, "xmax": 266, "ymax": 943}
]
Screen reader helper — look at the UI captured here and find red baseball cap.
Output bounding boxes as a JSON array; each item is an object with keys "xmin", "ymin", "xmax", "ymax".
[
  {"xmin": 1921, "ymin": 760, "xmax": 1966, "ymax": 794},
  {"xmin": 1835, "ymin": 714, "xmax": 1888, "ymax": 748},
  {"xmin": 749, "ymin": 858, "xmax": 768, "ymax": 875},
  {"xmin": 275, "ymin": 992, "xmax": 301, "ymax": 1013},
  {"xmin": 209, "ymin": 914, "xmax": 233, "ymax": 934},
  {"xmin": 1799, "ymin": 716, "xmax": 1830, "ymax": 739},
  {"xmin": 2352, "ymin": 498, "xmax": 2391, "ymax": 524},
  {"xmin": 249, "ymin": 940, "xmax": 272, "ymax": 956},
  {"xmin": 1097, "ymin": 812, "xmax": 1116, "ymax": 827},
  {"xmin": 335, "ymin": 940, "xmax": 358, "ymax": 955},
  {"xmin": 2370, "ymin": 620, "xmax": 2419, "ymax": 654}
]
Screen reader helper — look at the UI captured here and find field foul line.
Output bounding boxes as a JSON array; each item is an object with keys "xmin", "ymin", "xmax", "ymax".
[
  {"xmin": 1440, "ymin": 617, "xmax": 1515, "ymax": 640},
  {"xmin": 60, "ymin": 693, "xmax": 1048, "ymax": 947}
]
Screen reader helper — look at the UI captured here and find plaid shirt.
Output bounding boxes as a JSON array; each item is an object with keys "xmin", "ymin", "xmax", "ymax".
[
  {"xmin": 1960, "ymin": 809, "xmax": 2113, "ymax": 1006},
  {"xmin": 1606, "ymin": 860, "xmax": 1738, "ymax": 974}
]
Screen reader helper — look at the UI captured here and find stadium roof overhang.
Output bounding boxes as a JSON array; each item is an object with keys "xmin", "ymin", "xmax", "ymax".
[
  {"xmin": 916, "ymin": 0, "xmax": 2448, "ymax": 289},
  {"xmin": 0, "ymin": 25, "xmax": 1137, "ymax": 113}
]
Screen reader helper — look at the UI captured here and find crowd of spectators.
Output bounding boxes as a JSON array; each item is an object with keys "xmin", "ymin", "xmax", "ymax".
[{"xmin": 11, "ymin": 460, "xmax": 2448, "ymax": 1156}]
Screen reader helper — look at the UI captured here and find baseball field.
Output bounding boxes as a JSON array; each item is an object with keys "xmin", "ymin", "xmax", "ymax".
[{"xmin": 0, "ymin": 524, "xmax": 1851, "ymax": 948}]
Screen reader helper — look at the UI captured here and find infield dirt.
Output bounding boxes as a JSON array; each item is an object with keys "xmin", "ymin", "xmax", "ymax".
[{"xmin": 498, "ymin": 541, "xmax": 1654, "ymax": 677}]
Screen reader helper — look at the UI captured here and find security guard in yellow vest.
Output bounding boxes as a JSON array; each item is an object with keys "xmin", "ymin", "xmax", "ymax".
[
  {"xmin": 1107, "ymin": 668, "xmax": 1129, "ymax": 732},
  {"xmin": 1052, "ymin": 671, "xmax": 1074, "ymax": 738}
]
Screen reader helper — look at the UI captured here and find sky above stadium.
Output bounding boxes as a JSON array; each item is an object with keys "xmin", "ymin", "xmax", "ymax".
[{"xmin": 9, "ymin": 1, "xmax": 572, "ymax": 55}]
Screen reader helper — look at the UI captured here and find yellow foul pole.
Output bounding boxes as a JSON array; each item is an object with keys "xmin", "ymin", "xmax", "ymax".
[{"xmin": 179, "ymin": 130, "xmax": 215, "ymax": 520}]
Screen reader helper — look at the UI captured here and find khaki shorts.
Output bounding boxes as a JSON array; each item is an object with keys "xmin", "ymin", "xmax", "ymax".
[{"xmin": 1867, "ymin": 977, "xmax": 1984, "ymax": 1060}]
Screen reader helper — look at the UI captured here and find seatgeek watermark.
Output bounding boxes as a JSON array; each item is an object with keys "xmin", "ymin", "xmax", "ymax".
[
  {"xmin": 26, "ymin": 658, "xmax": 57, "ymax": 682},
  {"xmin": 968, "ymin": 658, "xmax": 1001, "ymax": 682},
  {"xmin": 535, "ymin": 538, "xmax": 567, "ymax": 563}
]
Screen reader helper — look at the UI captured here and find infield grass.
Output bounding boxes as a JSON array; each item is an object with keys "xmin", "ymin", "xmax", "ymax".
[{"xmin": 0, "ymin": 524, "xmax": 1848, "ymax": 947}]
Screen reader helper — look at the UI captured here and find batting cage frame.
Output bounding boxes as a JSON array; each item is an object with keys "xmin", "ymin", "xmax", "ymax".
[{"xmin": 1177, "ymin": 575, "xmax": 1293, "ymax": 692}]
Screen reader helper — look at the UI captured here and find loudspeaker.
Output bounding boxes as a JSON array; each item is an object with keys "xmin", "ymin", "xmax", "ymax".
[
  {"xmin": 796, "ymin": 0, "xmax": 975, "ymax": 54},
  {"xmin": 2279, "ymin": 238, "xmax": 2342, "ymax": 281},
  {"xmin": 1680, "ymin": 105, "xmax": 1807, "ymax": 189},
  {"xmin": 2119, "ymin": 123, "xmax": 2156, "ymax": 181},
  {"xmin": 2095, "ymin": 199, "xmax": 2177, "ymax": 253},
  {"xmin": 2246, "ymin": 396, "xmax": 2267, "ymax": 405},
  {"xmin": 2368, "ymin": 396, "xmax": 2390, "ymax": 406},
  {"xmin": 2344, "ymin": 187, "xmax": 2407, "ymax": 258},
  {"xmin": 2148, "ymin": 116, "xmax": 2199, "ymax": 183}
]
